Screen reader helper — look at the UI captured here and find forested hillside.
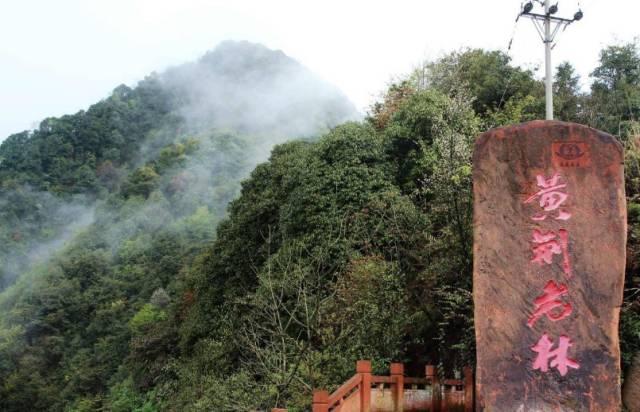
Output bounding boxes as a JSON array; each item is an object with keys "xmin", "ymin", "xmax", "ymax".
[
  {"xmin": 0, "ymin": 40, "xmax": 356, "ymax": 290},
  {"xmin": 0, "ymin": 40, "xmax": 639, "ymax": 412},
  {"xmin": 0, "ymin": 41, "xmax": 357, "ymax": 411}
]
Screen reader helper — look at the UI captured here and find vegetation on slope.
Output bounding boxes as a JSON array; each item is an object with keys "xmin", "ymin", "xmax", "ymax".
[{"xmin": 0, "ymin": 40, "xmax": 639, "ymax": 411}]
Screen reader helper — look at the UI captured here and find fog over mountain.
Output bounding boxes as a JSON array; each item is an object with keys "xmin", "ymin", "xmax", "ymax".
[
  {"xmin": 0, "ymin": 32, "xmax": 639, "ymax": 412},
  {"xmin": 0, "ymin": 40, "xmax": 358, "ymax": 290},
  {"xmin": 162, "ymin": 40, "xmax": 358, "ymax": 137},
  {"xmin": 0, "ymin": 39, "xmax": 362, "ymax": 412}
]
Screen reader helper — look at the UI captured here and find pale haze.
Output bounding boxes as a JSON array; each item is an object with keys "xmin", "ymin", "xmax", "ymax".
[{"xmin": 1, "ymin": 0, "xmax": 638, "ymax": 140}]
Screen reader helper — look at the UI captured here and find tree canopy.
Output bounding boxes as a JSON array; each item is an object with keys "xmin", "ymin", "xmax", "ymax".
[{"xmin": 0, "ymin": 41, "xmax": 639, "ymax": 412}]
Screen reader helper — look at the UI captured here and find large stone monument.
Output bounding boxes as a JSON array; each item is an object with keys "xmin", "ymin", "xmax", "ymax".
[{"xmin": 473, "ymin": 121, "xmax": 626, "ymax": 411}]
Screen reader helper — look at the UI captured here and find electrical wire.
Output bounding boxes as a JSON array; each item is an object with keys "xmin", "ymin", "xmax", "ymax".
[{"xmin": 498, "ymin": 6, "xmax": 522, "ymax": 110}]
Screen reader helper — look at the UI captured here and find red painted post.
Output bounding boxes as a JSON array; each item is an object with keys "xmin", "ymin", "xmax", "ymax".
[
  {"xmin": 463, "ymin": 367, "xmax": 474, "ymax": 412},
  {"xmin": 272, "ymin": 409, "xmax": 287, "ymax": 412},
  {"xmin": 357, "ymin": 360, "xmax": 372, "ymax": 412},
  {"xmin": 312, "ymin": 390, "xmax": 329, "ymax": 412},
  {"xmin": 390, "ymin": 362, "xmax": 404, "ymax": 412},
  {"xmin": 426, "ymin": 365, "xmax": 441, "ymax": 412}
]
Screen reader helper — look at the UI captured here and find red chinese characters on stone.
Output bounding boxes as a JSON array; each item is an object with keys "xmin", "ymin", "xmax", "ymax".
[
  {"xmin": 525, "ymin": 173, "xmax": 572, "ymax": 221},
  {"xmin": 530, "ymin": 229, "xmax": 573, "ymax": 278},
  {"xmin": 527, "ymin": 280, "xmax": 572, "ymax": 328},
  {"xmin": 531, "ymin": 333, "xmax": 580, "ymax": 376},
  {"xmin": 523, "ymin": 171, "xmax": 580, "ymax": 377}
]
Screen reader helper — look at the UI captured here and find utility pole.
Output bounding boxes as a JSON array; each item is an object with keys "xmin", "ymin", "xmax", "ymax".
[
  {"xmin": 544, "ymin": 0, "xmax": 552, "ymax": 121},
  {"xmin": 518, "ymin": 1, "xmax": 583, "ymax": 120}
]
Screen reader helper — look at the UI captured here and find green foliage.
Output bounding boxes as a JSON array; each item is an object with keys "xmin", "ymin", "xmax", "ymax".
[
  {"xmin": 621, "ymin": 303, "xmax": 640, "ymax": 369},
  {"xmin": 554, "ymin": 62, "xmax": 581, "ymax": 122},
  {"xmin": 107, "ymin": 377, "xmax": 158, "ymax": 412},
  {"xmin": 159, "ymin": 88, "xmax": 481, "ymax": 410},
  {"xmin": 0, "ymin": 41, "xmax": 357, "ymax": 411},
  {"xmin": 585, "ymin": 41, "xmax": 640, "ymax": 136},
  {"xmin": 123, "ymin": 166, "xmax": 160, "ymax": 199},
  {"xmin": 0, "ymin": 76, "xmax": 172, "ymax": 194},
  {"xmin": 623, "ymin": 135, "xmax": 640, "ymax": 372},
  {"xmin": 1, "ymin": 39, "xmax": 640, "ymax": 412},
  {"xmin": 419, "ymin": 48, "xmax": 543, "ymax": 120},
  {"xmin": 327, "ymin": 256, "xmax": 411, "ymax": 362},
  {"xmin": 129, "ymin": 304, "xmax": 168, "ymax": 334}
]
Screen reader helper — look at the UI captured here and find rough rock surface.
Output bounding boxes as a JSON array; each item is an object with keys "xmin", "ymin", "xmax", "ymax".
[{"xmin": 473, "ymin": 121, "xmax": 626, "ymax": 411}]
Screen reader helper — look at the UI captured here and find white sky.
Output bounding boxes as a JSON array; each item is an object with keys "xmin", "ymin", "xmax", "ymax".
[{"xmin": 0, "ymin": 0, "xmax": 637, "ymax": 140}]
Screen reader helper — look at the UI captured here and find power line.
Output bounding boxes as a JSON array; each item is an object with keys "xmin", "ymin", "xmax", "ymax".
[{"xmin": 496, "ymin": 7, "xmax": 522, "ymax": 112}]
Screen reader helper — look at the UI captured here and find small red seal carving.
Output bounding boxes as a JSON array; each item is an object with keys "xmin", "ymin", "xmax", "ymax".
[{"xmin": 552, "ymin": 142, "xmax": 591, "ymax": 168}]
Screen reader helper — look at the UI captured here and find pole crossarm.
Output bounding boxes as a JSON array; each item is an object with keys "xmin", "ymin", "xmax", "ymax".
[
  {"xmin": 515, "ymin": 1, "xmax": 582, "ymax": 120},
  {"xmin": 522, "ymin": 13, "xmax": 572, "ymax": 43},
  {"xmin": 521, "ymin": 12, "xmax": 574, "ymax": 24},
  {"xmin": 528, "ymin": 18, "xmax": 568, "ymax": 43}
]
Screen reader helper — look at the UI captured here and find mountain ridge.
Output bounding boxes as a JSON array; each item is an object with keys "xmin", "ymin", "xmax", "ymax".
[{"xmin": 0, "ymin": 40, "xmax": 358, "ymax": 289}]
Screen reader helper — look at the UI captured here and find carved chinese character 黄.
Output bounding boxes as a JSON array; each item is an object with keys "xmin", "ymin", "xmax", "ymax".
[{"xmin": 525, "ymin": 173, "xmax": 572, "ymax": 221}]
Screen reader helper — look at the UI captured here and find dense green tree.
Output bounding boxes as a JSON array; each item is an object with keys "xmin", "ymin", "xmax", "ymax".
[
  {"xmin": 1, "ymin": 40, "xmax": 639, "ymax": 412},
  {"xmin": 586, "ymin": 41, "xmax": 640, "ymax": 136},
  {"xmin": 157, "ymin": 89, "xmax": 480, "ymax": 410},
  {"xmin": 554, "ymin": 62, "xmax": 582, "ymax": 122},
  {"xmin": 419, "ymin": 49, "xmax": 544, "ymax": 120},
  {"xmin": 0, "ymin": 41, "xmax": 357, "ymax": 412}
]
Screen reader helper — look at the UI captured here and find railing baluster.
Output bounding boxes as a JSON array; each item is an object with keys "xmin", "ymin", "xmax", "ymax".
[
  {"xmin": 464, "ymin": 366, "xmax": 474, "ymax": 412},
  {"xmin": 357, "ymin": 360, "xmax": 372, "ymax": 412},
  {"xmin": 390, "ymin": 362, "xmax": 404, "ymax": 412},
  {"xmin": 312, "ymin": 390, "xmax": 329, "ymax": 412},
  {"xmin": 426, "ymin": 365, "xmax": 441, "ymax": 412}
]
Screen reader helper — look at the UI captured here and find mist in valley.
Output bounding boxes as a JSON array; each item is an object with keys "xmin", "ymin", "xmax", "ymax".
[{"xmin": 0, "ymin": 40, "xmax": 359, "ymax": 292}]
